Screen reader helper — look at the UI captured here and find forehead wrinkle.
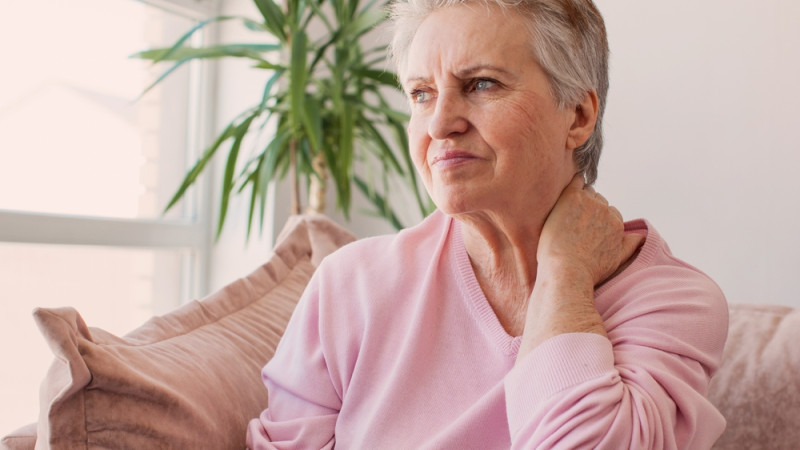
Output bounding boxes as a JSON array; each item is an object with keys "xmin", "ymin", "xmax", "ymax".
[
  {"xmin": 403, "ymin": 63, "xmax": 522, "ymax": 90},
  {"xmin": 402, "ymin": 6, "xmax": 530, "ymax": 87}
]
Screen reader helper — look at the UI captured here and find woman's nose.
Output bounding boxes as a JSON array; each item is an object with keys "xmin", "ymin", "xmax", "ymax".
[{"xmin": 428, "ymin": 89, "xmax": 469, "ymax": 140}]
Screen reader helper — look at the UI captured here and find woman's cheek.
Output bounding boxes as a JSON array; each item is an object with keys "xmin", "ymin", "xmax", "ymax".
[{"xmin": 407, "ymin": 117, "xmax": 430, "ymax": 173}]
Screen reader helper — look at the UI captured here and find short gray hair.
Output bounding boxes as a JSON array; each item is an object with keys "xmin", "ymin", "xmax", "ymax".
[{"xmin": 389, "ymin": 0, "xmax": 609, "ymax": 184}]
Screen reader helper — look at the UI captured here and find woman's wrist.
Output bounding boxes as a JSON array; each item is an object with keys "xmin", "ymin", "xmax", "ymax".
[{"xmin": 517, "ymin": 272, "xmax": 606, "ymax": 360}]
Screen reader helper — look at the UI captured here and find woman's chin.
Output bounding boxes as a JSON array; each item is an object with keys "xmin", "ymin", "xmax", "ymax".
[{"xmin": 431, "ymin": 190, "xmax": 488, "ymax": 218}]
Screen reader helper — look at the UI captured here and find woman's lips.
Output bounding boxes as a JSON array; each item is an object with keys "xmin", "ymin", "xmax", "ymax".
[{"xmin": 431, "ymin": 151, "xmax": 478, "ymax": 168}]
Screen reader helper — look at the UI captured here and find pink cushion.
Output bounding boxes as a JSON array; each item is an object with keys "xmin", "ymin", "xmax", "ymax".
[
  {"xmin": 7, "ymin": 215, "xmax": 354, "ymax": 450},
  {"xmin": 709, "ymin": 303, "xmax": 800, "ymax": 449},
  {"xmin": 0, "ymin": 424, "xmax": 36, "ymax": 450}
]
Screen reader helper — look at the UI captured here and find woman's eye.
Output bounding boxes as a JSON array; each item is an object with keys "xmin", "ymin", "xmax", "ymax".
[
  {"xmin": 411, "ymin": 90, "xmax": 431, "ymax": 104},
  {"xmin": 474, "ymin": 79, "xmax": 496, "ymax": 91}
]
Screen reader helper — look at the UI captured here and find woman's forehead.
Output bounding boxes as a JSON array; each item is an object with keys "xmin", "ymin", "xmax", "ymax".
[{"xmin": 402, "ymin": 5, "xmax": 533, "ymax": 80}]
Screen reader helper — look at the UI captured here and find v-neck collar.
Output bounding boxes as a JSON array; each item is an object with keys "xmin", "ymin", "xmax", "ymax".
[{"xmin": 449, "ymin": 217, "xmax": 522, "ymax": 357}]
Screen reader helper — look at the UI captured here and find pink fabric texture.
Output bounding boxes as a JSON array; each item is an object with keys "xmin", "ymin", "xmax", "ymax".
[
  {"xmin": 708, "ymin": 303, "xmax": 800, "ymax": 449},
  {"xmin": 247, "ymin": 211, "xmax": 728, "ymax": 449},
  {"xmin": 0, "ymin": 424, "xmax": 36, "ymax": 450}
]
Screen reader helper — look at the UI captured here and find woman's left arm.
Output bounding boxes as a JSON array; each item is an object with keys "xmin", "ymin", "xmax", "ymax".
[
  {"xmin": 507, "ymin": 176, "xmax": 728, "ymax": 449},
  {"xmin": 506, "ymin": 267, "xmax": 728, "ymax": 449}
]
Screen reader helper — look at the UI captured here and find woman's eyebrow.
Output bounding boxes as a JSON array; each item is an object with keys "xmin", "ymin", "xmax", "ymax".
[
  {"xmin": 455, "ymin": 64, "xmax": 516, "ymax": 80},
  {"xmin": 402, "ymin": 64, "xmax": 517, "ymax": 87},
  {"xmin": 402, "ymin": 75, "xmax": 429, "ymax": 87}
]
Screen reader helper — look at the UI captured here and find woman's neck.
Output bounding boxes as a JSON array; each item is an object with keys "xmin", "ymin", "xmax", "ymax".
[{"xmin": 457, "ymin": 212, "xmax": 545, "ymax": 336}]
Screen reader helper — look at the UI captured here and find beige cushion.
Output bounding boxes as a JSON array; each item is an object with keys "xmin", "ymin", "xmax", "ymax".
[
  {"xmin": 9, "ymin": 215, "xmax": 354, "ymax": 450},
  {"xmin": 709, "ymin": 303, "xmax": 800, "ymax": 449},
  {"xmin": 0, "ymin": 424, "xmax": 36, "ymax": 450}
]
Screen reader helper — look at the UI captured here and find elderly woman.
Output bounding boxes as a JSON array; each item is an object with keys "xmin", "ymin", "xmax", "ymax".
[{"xmin": 247, "ymin": 0, "xmax": 728, "ymax": 448}]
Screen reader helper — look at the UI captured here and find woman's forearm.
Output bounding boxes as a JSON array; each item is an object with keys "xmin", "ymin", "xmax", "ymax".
[{"xmin": 517, "ymin": 266, "xmax": 607, "ymax": 361}]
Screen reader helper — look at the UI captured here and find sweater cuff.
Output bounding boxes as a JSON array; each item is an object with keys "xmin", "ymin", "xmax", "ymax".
[{"xmin": 505, "ymin": 333, "xmax": 615, "ymax": 430}]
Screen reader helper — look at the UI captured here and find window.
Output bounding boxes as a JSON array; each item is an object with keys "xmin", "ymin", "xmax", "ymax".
[{"xmin": 0, "ymin": 0, "xmax": 218, "ymax": 432}]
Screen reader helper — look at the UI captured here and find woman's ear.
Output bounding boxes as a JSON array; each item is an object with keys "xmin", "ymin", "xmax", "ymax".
[{"xmin": 566, "ymin": 90, "xmax": 599, "ymax": 150}]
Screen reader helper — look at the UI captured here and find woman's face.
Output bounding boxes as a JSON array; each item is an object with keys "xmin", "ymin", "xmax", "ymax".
[{"xmin": 402, "ymin": 4, "xmax": 581, "ymax": 221}]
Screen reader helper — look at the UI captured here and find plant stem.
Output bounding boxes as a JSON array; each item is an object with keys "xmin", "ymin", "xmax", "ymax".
[
  {"xmin": 290, "ymin": 138, "xmax": 301, "ymax": 214},
  {"xmin": 307, "ymin": 152, "xmax": 327, "ymax": 214}
]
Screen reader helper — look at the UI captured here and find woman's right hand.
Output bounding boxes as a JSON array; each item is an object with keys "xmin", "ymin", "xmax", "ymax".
[
  {"xmin": 517, "ymin": 174, "xmax": 643, "ymax": 358},
  {"xmin": 537, "ymin": 174, "xmax": 642, "ymax": 289}
]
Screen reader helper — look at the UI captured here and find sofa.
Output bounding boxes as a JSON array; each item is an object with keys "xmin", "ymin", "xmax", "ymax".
[{"xmin": 2, "ymin": 215, "xmax": 798, "ymax": 449}]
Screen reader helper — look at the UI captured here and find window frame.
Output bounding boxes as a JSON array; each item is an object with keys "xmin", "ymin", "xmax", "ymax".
[{"xmin": 0, "ymin": 0, "xmax": 221, "ymax": 300}]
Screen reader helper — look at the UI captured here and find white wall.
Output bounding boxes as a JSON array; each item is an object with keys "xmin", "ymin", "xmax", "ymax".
[
  {"xmin": 210, "ymin": 1, "xmax": 800, "ymax": 307},
  {"xmin": 596, "ymin": 1, "xmax": 800, "ymax": 306}
]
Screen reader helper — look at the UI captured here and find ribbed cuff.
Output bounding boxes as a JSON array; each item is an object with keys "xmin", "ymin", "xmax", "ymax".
[{"xmin": 505, "ymin": 333, "xmax": 615, "ymax": 433}]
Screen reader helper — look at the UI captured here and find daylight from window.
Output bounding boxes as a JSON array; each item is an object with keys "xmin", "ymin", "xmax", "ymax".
[{"xmin": 0, "ymin": 0, "xmax": 202, "ymax": 433}]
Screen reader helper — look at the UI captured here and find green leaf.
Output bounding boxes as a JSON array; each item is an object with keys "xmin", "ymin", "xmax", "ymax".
[
  {"xmin": 136, "ymin": 57, "xmax": 193, "ymax": 99},
  {"xmin": 135, "ymin": 44, "xmax": 278, "ymax": 99},
  {"xmin": 133, "ymin": 15, "xmax": 237, "ymax": 63},
  {"xmin": 253, "ymin": 60, "xmax": 286, "ymax": 70},
  {"xmin": 306, "ymin": 0, "xmax": 333, "ymax": 33},
  {"xmin": 302, "ymin": 95, "xmax": 324, "ymax": 153},
  {"xmin": 357, "ymin": 115, "xmax": 403, "ymax": 173},
  {"xmin": 135, "ymin": 43, "xmax": 279, "ymax": 62},
  {"xmin": 272, "ymin": 116, "xmax": 295, "ymax": 177},
  {"xmin": 329, "ymin": 0, "xmax": 345, "ymax": 22},
  {"xmin": 243, "ymin": 18, "xmax": 268, "ymax": 32},
  {"xmin": 259, "ymin": 68, "xmax": 287, "ymax": 107},
  {"xmin": 253, "ymin": 0, "xmax": 287, "ymax": 41},
  {"xmin": 364, "ymin": 103, "xmax": 410, "ymax": 124},
  {"xmin": 241, "ymin": 166, "xmax": 260, "ymax": 239},
  {"xmin": 343, "ymin": 6, "xmax": 386, "ymax": 40},
  {"xmin": 286, "ymin": 0, "xmax": 302, "ymax": 25},
  {"xmin": 262, "ymin": 124, "xmax": 291, "ymax": 185},
  {"xmin": 333, "ymin": 101, "xmax": 356, "ymax": 212},
  {"xmin": 354, "ymin": 175, "xmax": 404, "ymax": 230},
  {"xmin": 354, "ymin": 68, "xmax": 400, "ymax": 88},
  {"xmin": 364, "ymin": 44, "xmax": 390, "ymax": 59},
  {"xmin": 309, "ymin": 33, "xmax": 336, "ymax": 74},
  {"xmin": 297, "ymin": 138, "xmax": 315, "ymax": 174},
  {"xmin": 257, "ymin": 126, "xmax": 291, "ymax": 231},
  {"xmin": 386, "ymin": 114, "xmax": 432, "ymax": 218},
  {"xmin": 217, "ymin": 114, "xmax": 258, "ymax": 238},
  {"xmin": 163, "ymin": 118, "xmax": 241, "ymax": 213}
]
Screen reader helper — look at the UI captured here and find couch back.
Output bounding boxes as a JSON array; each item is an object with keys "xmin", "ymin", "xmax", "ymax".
[{"xmin": 708, "ymin": 303, "xmax": 800, "ymax": 449}]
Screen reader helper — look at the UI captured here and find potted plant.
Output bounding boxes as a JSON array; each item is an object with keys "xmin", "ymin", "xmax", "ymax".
[{"xmin": 135, "ymin": 0, "xmax": 432, "ymax": 237}]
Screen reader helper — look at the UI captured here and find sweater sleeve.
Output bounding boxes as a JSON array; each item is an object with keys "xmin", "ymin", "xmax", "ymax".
[
  {"xmin": 246, "ymin": 276, "xmax": 339, "ymax": 450},
  {"xmin": 504, "ymin": 265, "xmax": 728, "ymax": 449}
]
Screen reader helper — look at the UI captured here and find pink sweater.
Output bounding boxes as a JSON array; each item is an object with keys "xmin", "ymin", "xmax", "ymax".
[{"xmin": 247, "ymin": 211, "xmax": 728, "ymax": 449}]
